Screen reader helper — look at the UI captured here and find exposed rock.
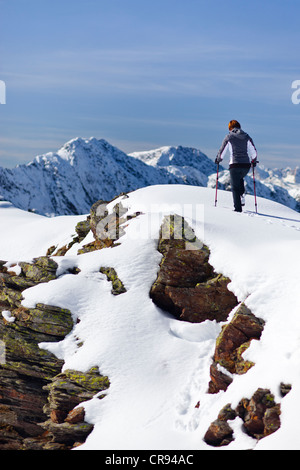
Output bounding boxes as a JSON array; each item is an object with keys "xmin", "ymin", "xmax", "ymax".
[
  {"xmin": 40, "ymin": 367, "xmax": 109, "ymax": 446},
  {"xmin": 204, "ymin": 419, "xmax": 234, "ymax": 447},
  {"xmin": 208, "ymin": 362, "xmax": 233, "ymax": 394},
  {"xmin": 204, "ymin": 387, "xmax": 287, "ymax": 447},
  {"xmin": 208, "ymin": 303, "xmax": 265, "ymax": 394},
  {"xmin": 39, "ymin": 419, "xmax": 93, "ymax": 445},
  {"xmin": 150, "ymin": 214, "xmax": 238, "ymax": 323},
  {"xmin": 65, "ymin": 406, "xmax": 85, "ymax": 424},
  {"xmin": 75, "ymin": 218, "xmax": 91, "ymax": 240},
  {"xmin": 43, "ymin": 367, "xmax": 109, "ymax": 420},
  {"xmin": 100, "ymin": 267, "xmax": 127, "ymax": 295},
  {"xmin": 47, "ymin": 216, "xmax": 91, "ymax": 257},
  {"xmin": 236, "ymin": 388, "xmax": 281, "ymax": 439},
  {"xmin": 19, "ymin": 256, "xmax": 58, "ymax": 284},
  {"xmin": 0, "ymin": 257, "xmax": 110, "ymax": 450},
  {"xmin": 78, "ymin": 199, "xmax": 125, "ymax": 254},
  {"xmin": 280, "ymin": 382, "xmax": 292, "ymax": 397}
]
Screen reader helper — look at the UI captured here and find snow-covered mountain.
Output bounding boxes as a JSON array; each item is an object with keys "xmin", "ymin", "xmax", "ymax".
[
  {"xmin": 1, "ymin": 137, "xmax": 300, "ymax": 216},
  {"xmin": 130, "ymin": 145, "xmax": 217, "ymax": 187},
  {"xmin": 1, "ymin": 185, "xmax": 300, "ymax": 450},
  {"xmin": 132, "ymin": 146, "xmax": 300, "ymax": 212},
  {"xmin": 0, "ymin": 138, "xmax": 183, "ymax": 216}
]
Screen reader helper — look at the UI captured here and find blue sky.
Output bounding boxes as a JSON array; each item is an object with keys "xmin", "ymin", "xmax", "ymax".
[{"xmin": 1, "ymin": 0, "xmax": 300, "ymax": 168}]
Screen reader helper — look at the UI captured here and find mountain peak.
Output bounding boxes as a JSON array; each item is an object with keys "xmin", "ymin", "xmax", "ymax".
[{"xmin": 1, "ymin": 137, "xmax": 300, "ymax": 216}]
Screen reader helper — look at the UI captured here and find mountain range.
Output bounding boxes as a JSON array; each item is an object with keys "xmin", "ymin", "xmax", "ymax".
[{"xmin": 0, "ymin": 137, "xmax": 299, "ymax": 216}]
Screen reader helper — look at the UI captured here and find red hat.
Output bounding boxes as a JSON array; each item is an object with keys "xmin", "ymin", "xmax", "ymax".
[{"xmin": 228, "ymin": 120, "xmax": 241, "ymax": 131}]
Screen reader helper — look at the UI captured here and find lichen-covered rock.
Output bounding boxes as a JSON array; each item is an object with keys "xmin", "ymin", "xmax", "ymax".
[
  {"xmin": 165, "ymin": 275, "xmax": 238, "ymax": 323},
  {"xmin": 13, "ymin": 304, "xmax": 74, "ymax": 337},
  {"xmin": 79, "ymin": 196, "xmax": 142, "ymax": 255},
  {"xmin": 208, "ymin": 303, "xmax": 265, "ymax": 393},
  {"xmin": 236, "ymin": 388, "xmax": 281, "ymax": 439},
  {"xmin": 100, "ymin": 267, "xmax": 127, "ymax": 295},
  {"xmin": 150, "ymin": 215, "xmax": 238, "ymax": 323},
  {"xmin": 39, "ymin": 367, "xmax": 109, "ymax": 446},
  {"xmin": 19, "ymin": 256, "xmax": 58, "ymax": 283},
  {"xmin": 204, "ymin": 387, "xmax": 286, "ymax": 447},
  {"xmin": 40, "ymin": 419, "xmax": 94, "ymax": 445},
  {"xmin": 204, "ymin": 419, "xmax": 234, "ymax": 447},
  {"xmin": 208, "ymin": 362, "xmax": 233, "ymax": 394},
  {"xmin": 0, "ymin": 255, "xmax": 110, "ymax": 450},
  {"xmin": 90, "ymin": 199, "xmax": 127, "ymax": 244},
  {"xmin": 43, "ymin": 367, "xmax": 110, "ymax": 420},
  {"xmin": 47, "ymin": 216, "xmax": 91, "ymax": 257}
]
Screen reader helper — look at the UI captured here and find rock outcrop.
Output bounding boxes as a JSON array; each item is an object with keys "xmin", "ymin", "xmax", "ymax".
[
  {"xmin": 204, "ymin": 386, "xmax": 288, "ymax": 447},
  {"xmin": 0, "ymin": 196, "xmax": 133, "ymax": 450},
  {"xmin": 0, "ymin": 256, "xmax": 109, "ymax": 450},
  {"xmin": 150, "ymin": 214, "xmax": 239, "ymax": 323},
  {"xmin": 203, "ymin": 305, "xmax": 291, "ymax": 447},
  {"xmin": 0, "ymin": 196, "xmax": 290, "ymax": 450},
  {"xmin": 148, "ymin": 213, "xmax": 289, "ymax": 448},
  {"xmin": 208, "ymin": 303, "xmax": 265, "ymax": 393}
]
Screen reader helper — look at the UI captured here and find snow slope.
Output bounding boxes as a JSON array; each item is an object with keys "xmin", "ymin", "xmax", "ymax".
[{"xmin": 1, "ymin": 186, "xmax": 300, "ymax": 450}]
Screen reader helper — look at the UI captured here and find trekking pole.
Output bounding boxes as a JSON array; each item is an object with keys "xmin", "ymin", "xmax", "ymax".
[
  {"xmin": 252, "ymin": 161, "xmax": 259, "ymax": 213},
  {"xmin": 215, "ymin": 162, "xmax": 219, "ymax": 207}
]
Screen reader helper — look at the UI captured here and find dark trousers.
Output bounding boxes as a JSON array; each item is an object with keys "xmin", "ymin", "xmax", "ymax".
[{"xmin": 229, "ymin": 166, "xmax": 250, "ymax": 211}]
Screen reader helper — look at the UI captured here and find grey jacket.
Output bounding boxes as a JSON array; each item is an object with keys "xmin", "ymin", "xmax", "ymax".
[{"xmin": 216, "ymin": 128, "xmax": 257, "ymax": 166}]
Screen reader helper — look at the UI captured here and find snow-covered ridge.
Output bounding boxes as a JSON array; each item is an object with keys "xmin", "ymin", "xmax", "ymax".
[
  {"xmin": 1, "ymin": 185, "xmax": 300, "ymax": 450},
  {"xmin": 0, "ymin": 137, "xmax": 300, "ymax": 216}
]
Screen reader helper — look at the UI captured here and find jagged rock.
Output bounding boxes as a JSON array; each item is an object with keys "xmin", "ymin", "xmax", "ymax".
[
  {"xmin": 90, "ymin": 199, "xmax": 127, "ymax": 243},
  {"xmin": 218, "ymin": 403, "xmax": 237, "ymax": 421},
  {"xmin": 48, "ymin": 216, "xmax": 91, "ymax": 257},
  {"xmin": 78, "ymin": 200, "xmax": 119, "ymax": 254},
  {"xmin": 19, "ymin": 257, "xmax": 58, "ymax": 284},
  {"xmin": 280, "ymin": 382, "xmax": 292, "ymax": 397},
  {"xmin": 0, "ymin": 254, "xmax": 110, "ymax": 450},
  {"xmin": 43, "ymin": 367, "xmax": 109, "ymax": 420},
  {"xmin": 0, "ymin": 266, "xmax": 73, "ymax": 451},
  {"xmin": 12, "ymin": 304, "xmax": 74, "ymax": 337},
  {"xmin": 165, "ymin": 275, "xmax": 238, "ymax": 323},
  {"xmin": 236, "ymin": 388, "xmax": 281, "ymax": 439},
  {"xmin": 40, "ymin": 419, "xmax": 94, "ymax": 445},
  {"xmin": 208, "ymin": 363, "xmax": 233, "ymax": 394},
  {"xmin": 65, "ymin": 406, "xmax": 85, "ymax": 424},
  {"xmin": 208, "ymin": 303, "xmax": 265, "ymax": 393},
  {"xmin": 79, "ymin": 197, "xmax": 142, "ymax": 255},
  {"xmin": 100, "ymin": 267, "xmax": 127, "ymax": 295},
  {"xmin": 75, "ymin": 217, "xmax": 91, "ymax": 239},
  {"xmin": 150, "ymin": 215, "xmax": 238, "ymax": 323},
  {"xmin": 40, "ymin": 367, "xmax": 109, "ymax": 446},
  {"xmin": 204, "ymin": 387, "xmax": 285, "ymax": 447},
  {"xmin": 204, "ymin": 419, "xmax": 234, "ymax": 447}
]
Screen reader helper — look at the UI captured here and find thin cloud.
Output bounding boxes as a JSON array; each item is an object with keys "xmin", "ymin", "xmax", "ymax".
[{"xmin": 3, "ymin": 42, "xmax": 291, "ymax": 100}]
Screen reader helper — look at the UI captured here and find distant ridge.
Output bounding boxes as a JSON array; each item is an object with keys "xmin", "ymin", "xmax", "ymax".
[{"xmin": 0, "ymin": 137, "xmax": 299, "ymax": 215}]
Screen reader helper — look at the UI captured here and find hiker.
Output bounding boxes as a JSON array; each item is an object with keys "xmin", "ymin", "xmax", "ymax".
[{"xmin": 215, "ymin": 120, "xmax": 257, "ymax": 212}]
